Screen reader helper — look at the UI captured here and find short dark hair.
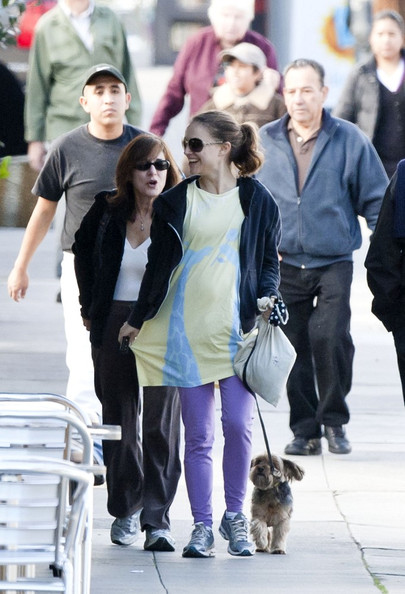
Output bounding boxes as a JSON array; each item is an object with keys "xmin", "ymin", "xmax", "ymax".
[
  {"xmin": 283, "ymin": 59, "xmax": 325, "ymax": 87},
  {"xmin": 372, "ymin": 10, "xmax": 405, "ymax": 35}
]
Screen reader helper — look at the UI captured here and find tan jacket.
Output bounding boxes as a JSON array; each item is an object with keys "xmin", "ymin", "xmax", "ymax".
[{"xmin": 200, "ymin": 69, "xmax": 286, "ymax": 128}]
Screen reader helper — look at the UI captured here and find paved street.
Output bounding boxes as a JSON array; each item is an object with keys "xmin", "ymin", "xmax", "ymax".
[
  {"xmin": 0, "ymin": 66, "xmax": 404, "ymax": 593},
  {"xmin": 1, "ymin": 220, "xmax": 404, "ymax": 593}
]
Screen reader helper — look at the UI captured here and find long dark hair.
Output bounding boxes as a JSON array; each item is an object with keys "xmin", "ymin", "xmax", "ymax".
[
  {"xmin": 108, "ymin": 133, "xmax": 182, "ymax": 219},
  {"xmin": 189, "ymin": 110, "xmax": 264, "ymax": 176}
]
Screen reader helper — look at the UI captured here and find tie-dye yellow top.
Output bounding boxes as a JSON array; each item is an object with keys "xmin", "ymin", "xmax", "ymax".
[{"xmin": 132, "ymin": 180, "xmax": 245, "ymax": 387}]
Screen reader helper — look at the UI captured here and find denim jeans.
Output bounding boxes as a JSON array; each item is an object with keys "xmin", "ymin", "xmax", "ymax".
[{"xmin": 280, "ymin": 261, "xmax": 354, "ymax": 439}]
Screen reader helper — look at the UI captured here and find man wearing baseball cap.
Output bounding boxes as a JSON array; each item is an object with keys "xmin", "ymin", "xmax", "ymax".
[
  {"xmin": 200, "ymin": 42, "xmax": 286, "ymax": 128},
  {"xmin": 24, "ymin": 1, "xmax": 141, "ymax": 174},
  {"xmin": 82, "ymin": 63, "xmax": 128, "ymax": 93},
  {"xmin": 8, "ymin": 65, "xmax": 143, "ymax": 437}
]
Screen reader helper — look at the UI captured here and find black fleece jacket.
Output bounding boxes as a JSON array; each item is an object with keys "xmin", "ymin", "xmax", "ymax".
[
  {"xmin": 365, "ymin": 164, "xmax": 405, "ymax": 332},
  {"xmin": 73, "ymin": 190, "xmax": 128, "ymax": 348}
]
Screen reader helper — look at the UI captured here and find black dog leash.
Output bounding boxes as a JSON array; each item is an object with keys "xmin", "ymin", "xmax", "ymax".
[
  {"xmin": 241, "ymin": 346, "xmax": 281, "ymax": 477},
  {"xmin": 253, "ymin": 394, "xmax": 281, "ymax": 479}
]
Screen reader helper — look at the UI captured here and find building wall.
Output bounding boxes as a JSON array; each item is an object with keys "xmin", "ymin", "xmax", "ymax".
[{"xmin": 269, "ymin": 0, "xmax": 358, "ymax": 109}]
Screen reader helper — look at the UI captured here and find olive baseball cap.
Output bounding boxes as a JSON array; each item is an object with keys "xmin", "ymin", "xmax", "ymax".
[{"xmin": 82, "ymin": 63, "xmax": 128, "ymax": 93}]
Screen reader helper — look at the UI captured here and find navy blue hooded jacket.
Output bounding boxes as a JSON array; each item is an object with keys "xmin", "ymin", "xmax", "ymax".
[{"xmin": 127, "ymin": 175, "xmax": 281, "ymax": 334}]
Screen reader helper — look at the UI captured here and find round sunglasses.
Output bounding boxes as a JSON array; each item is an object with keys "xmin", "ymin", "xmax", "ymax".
[
  {"xmin": 182, "ymin": 138, "xmax": 224, "ymax": 153},
  {"xmin": 134, "ymin": 159, "xmax": 170, "ymax": 171}
]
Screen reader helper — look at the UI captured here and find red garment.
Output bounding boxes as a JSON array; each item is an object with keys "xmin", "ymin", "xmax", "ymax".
[
  {"xmin": 150, "ymin": 26, "xmax": 280, "ymax": 136},
  {"xmin": 17, "ymin": 1, "xmax": 56, "ymax": 48}
]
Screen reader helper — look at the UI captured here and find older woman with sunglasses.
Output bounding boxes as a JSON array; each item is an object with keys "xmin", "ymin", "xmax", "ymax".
[
  {"xmin": 119, "ymin": 111, "xmax": 282, "ymax": 558},
  {"xmin": 73, "ymin": 134, "xmax": 182, "ymax": 552}
]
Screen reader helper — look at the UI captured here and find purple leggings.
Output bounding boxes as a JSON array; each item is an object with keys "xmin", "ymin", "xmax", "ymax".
[{"xmin": 179, "ymin": 375, "xmax": 255, "ymax": 526}]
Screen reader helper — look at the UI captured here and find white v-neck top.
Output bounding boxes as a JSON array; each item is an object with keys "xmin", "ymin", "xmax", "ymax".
[{"xmin": 113, "ymin": 237, "xmax": 151, "ymax": 301}]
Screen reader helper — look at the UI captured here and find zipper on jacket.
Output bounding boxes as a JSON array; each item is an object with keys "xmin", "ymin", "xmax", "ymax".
[{"xmin": 297, "ymin": 194, "xmax": 303, "ymax": 250}]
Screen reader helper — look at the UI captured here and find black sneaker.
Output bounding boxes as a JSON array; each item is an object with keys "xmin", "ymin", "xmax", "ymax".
[{"xmin": 324, "ymin": 426, "xmax": 352, "ymax": 454}]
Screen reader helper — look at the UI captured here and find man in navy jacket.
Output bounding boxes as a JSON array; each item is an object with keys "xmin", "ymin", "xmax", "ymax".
[{"xmin": 258, "ymin": 58, "xmax": 388, "ymax": 456}]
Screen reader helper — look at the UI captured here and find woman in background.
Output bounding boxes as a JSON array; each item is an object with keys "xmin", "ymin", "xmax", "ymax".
[{"xmin": 334, "ymin": 10, "xmax": 405, "ymax": 178}]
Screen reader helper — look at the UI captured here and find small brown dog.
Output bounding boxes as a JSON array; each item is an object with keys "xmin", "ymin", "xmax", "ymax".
[{"xmin": 249, "ymin": 453, "xmax": 304, "ymax": 554}]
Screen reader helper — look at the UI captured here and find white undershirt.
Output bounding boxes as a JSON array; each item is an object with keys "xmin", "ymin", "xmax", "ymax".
[
  {"xmin": 376, "ymin": 59, "xmax": 405, "ymax": 92},
  {"xmin": 113, "ymin": 237, "xmax": 151, "ymax": 301},
  {"xmin": 60, "ymin": 0, "xmax": 94, "ymax": 51}
]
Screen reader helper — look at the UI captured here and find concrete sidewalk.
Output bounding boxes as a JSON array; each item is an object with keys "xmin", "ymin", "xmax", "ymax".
[
  {"xmin": 1, "ymin": 223, "xmax": 404, "ymax": 593},
  {"xmin": 1, "ymin": 62, "xmax": 404, "ymax": 594}
]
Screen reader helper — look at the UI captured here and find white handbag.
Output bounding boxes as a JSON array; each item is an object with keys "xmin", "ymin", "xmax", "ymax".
[{"xmin": 233, "ymin": 314, "xmax": 296, "ymax": 407}]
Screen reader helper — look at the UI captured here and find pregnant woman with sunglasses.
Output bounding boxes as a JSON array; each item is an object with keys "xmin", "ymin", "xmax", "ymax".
[
  {"xmin": 73, "ymin": 134, "xmax": 183, "ymax": 552},
  {"xmin": 119, "ymin": 111, "xmax": 282, "ymax": 558}
]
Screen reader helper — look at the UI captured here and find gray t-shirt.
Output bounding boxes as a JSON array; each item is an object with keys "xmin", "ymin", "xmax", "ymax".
[{"xmin": 33, "ymin": 123, "xmax": 142, "ymax": 250}]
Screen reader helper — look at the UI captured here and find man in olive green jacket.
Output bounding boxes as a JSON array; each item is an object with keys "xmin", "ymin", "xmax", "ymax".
[{"xmin": 25, "ymin": 0, "xmax": 142, "ymax": 171}]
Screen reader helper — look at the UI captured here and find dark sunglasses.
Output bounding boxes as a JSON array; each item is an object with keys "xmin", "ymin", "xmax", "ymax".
[
  {"xmin": 134, "ymin": 159, "xmax": 170, "ymax": 171},
  {"xmin": 182, "ymin": 137, "xmax": 224, "ymax": 153}
]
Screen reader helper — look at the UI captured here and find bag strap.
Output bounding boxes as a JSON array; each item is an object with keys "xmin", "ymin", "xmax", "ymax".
[
  {"xmin": 240, "ymin": 318, "xmax": 281, "ymax": 478},
  {"xmin": 241, "ymin": 331, "xmax": 258, "ymax": 391},
  {"xmin": 240, "ymin": 314, "xmax": 284, "ymax": 478}
]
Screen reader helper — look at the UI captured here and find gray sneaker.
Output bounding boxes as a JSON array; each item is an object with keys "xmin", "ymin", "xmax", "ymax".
[
  {"xmin": 144, "ymin": 528, "xmax": 175, "ymax": 552},
  {"xmin": 182, "ymin": 522, "xmax": 215, "ymax": 558},
  {"xmin": 219, "ymin": 512, "xmax": 255, "ymax": 556},
  {"xmin": 110, "ymin": 510, "xmax": 140, "ymax": 546}
]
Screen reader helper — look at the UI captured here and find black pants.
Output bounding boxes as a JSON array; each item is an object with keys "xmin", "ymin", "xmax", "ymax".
[
  {"xmin": 280, "ymin": 262, "xmax": 354, "ymax": 439},
  {"xmin": 392, "ymin": 326, "xmax": 405, "ymax": 406},
  {"xmin": 92, "ymin": 301, "xmax": 181, "ymax": 529}
]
